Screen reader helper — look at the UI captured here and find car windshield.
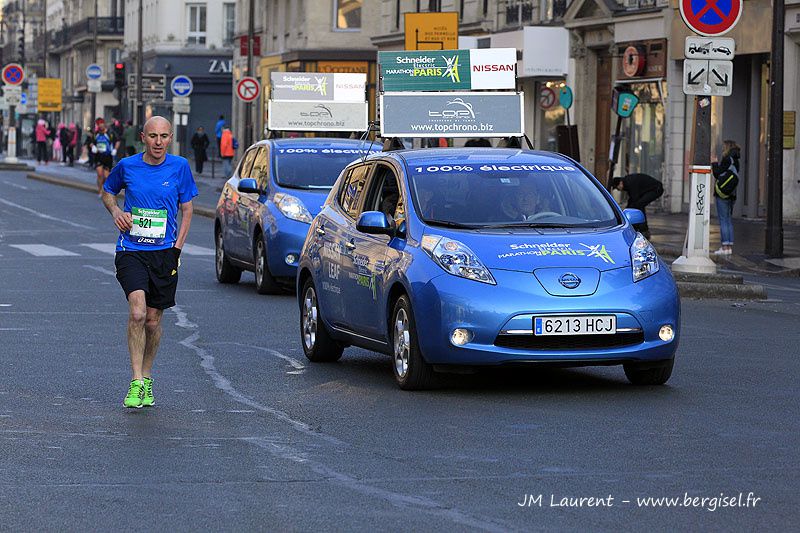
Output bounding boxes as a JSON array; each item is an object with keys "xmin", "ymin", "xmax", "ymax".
[
  {"xmin": 273, "ymin": 147, "xmax": 373, "ymax": 189},
  {"xmin": 409, "ymin": 162, "xmax": 619, "ymax": 228}
]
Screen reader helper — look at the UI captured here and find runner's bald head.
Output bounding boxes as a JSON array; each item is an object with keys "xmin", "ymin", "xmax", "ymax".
[{"xmin": 143, "ymin": 116, "xmax": 172, "ymax": 134}]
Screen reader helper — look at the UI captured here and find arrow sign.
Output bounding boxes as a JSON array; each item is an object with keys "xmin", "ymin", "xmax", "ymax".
[
  {"xmin": 711, "ymin": 69, "xmax": 727, "ymax": 86},
  {"xmin": 708, "ymin": 60, "xmax": 733, "ymax": 95},
  {"xmin": 688, "ymin": 67, "xmax": 705, "ymax": 85},
  {"xmin": 236, "ymin": 77, "xmax": 261, "ymax": 102}
]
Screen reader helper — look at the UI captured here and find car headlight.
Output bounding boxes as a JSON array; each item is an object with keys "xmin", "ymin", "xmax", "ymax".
[
  {"xmin": 421, "ymin": 235, "xmax": 496, "ymax": 285},
  {"xmin": 630, "ymin": 232, "xmax": 659, "ymax": 282},
  {"xmin": 273, "ymin": 192, "xmax": 312, "ymax": 224}
]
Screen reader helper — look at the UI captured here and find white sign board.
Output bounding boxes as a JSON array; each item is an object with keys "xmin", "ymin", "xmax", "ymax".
[
  {"xmin": 469, "ymin": 48, "xmax": 517, "ymax": 90},
  {"xmin": 684, "ymin": 37, "xmax": 735, "ymax": 60},
  {"xmin": 4, "ymin": 85, "xmax": 21, "ymax": 105},
  {"xmin": 268, "ymin": 101, "xmax": 368, "ymax": 132},
  {"xmin": 683, "ymin": 59, "xmax": 733, "ymax": 97},
  {"xmin": 87, "ymin": 79, "xmax": 102, "ymax": 93},
  {"xmin": 522, "ymin": 26, "xmax": 568, "ymax": 77}
]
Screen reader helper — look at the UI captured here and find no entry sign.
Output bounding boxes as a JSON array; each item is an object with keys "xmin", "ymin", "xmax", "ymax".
[
  {"xmin": 237, "ymin": 77, "xmax": 261, "ymax": 102},
  {"xmin": 539, "ymin": 87, "xmax": 556, "ymax": 110},
  {"xmin": 680, "ymin": 0, "xmax": 742, "ymax": 37}
]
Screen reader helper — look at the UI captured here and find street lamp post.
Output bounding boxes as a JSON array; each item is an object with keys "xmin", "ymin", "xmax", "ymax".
[{"xmin": 91, "ymin": 0, "xmax": 97, "ymax": 121}]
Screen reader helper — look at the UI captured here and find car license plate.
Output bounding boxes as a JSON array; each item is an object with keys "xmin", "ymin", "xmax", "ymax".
[{"xmin": 534, "ymin": 315, "xmax": 616, "ymax": 336}]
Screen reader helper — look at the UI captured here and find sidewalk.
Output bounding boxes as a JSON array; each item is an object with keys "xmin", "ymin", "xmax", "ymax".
[{"xmin": 15, "ymin": 157, "xmax": 800, "ymax": 276}]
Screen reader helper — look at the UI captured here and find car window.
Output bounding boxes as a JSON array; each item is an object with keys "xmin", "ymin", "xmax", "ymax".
[
  {"xmin": 237, "ymin": 148, "xmax": 259, "ymax": 179},
  {"xmin": 251, "ymin": 147, "xmax": 270, "ymax": 189},
  {"xmin": 365, "ymin": 165, "xmax": 404, "ymax": 225},
  {"xmin": 273, "ymin": 147, "xmax": 375, "ymax": 189},
  {"xmin": 337, "ymin": 164, "xmax": 370, "ymax": 219}
]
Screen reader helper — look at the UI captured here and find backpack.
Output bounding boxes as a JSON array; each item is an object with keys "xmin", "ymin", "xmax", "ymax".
[{"xmin": 714, "ymin": 161, "xmax": 739, "ymax": 199}]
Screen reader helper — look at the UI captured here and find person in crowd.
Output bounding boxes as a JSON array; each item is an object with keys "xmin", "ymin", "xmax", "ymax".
[
  {"xmin": 35, "ymin": 119, "xmax": 50, "ymax": 164},
  {"xmin": 190, "ymin": 126, "xmax": 210, "ymax": 174},
  {"xmin": 122, "ymin": 120, "xmax": 138, "ymax": 157},
  {"xmin": 465, "ymin": 138, "xmax": 492, "ymax": 147},
  {"xmin": 101, "ymin": 116, "xmax": 198, "ymax": 409},
  {"xmin": 215, "ymin": 115, "xmax": 225, "ymax": 154},
  {"xmin": 611, "ymin": 173, "xmax": 664, "ymax": 239},
  {"xmin": 63, "ymin": 123, "xmax": 79, "ymax": 166},
  {"xmin": 52, "ymin": 123, "xmax": 64, "ymax": 163},
  {"xmin": 83, "ymin": 126, "xmax": 95, "ymax": 167},
  {"xmin": 501, "ymin": 188, "xmax": 548, "ymax": 221},
  {"xmin": 110, "ymin": 118, "xmax": 125, "ymax": 162},
  {"xmin": 712, "ymin": 140, "xmax": 741, "ymax": 256},
  {"xmin": 219, "ymin": 125, "xmax": 235, "ymax": 177}
]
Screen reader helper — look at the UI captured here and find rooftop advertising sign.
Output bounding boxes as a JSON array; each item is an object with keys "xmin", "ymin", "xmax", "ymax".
[
  {"xmin": 268, "ymin": 101, "xmax": 368, "ymax": 132},
  {"xmin": 379, "ymin": 92, "xmax": 524, "ymax": 138},
  {"xmin": 271, "ymin": 72, "xmax": 366, "ymax": 102},
  {"xmin": 379, "ymin": 48, "xmax": 516, "ymax": 92}
]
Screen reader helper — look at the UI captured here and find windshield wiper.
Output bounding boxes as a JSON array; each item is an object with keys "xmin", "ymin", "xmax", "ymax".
[
  {"xmin": 424, "ymin": 219, "xmax": 480, "ymax": 229},
  {"xmin": 480, "ymin": 222, "xmax": 605, "ymax": 229}
]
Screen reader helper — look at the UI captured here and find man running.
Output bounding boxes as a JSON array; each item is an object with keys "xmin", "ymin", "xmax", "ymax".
[
  {"xmin": 101, "ymin": 116, "xmax": 198, "ymax": 408},
  {"xmin": 91, "ymin": 119, "xmax": 120, "ymax": 196}
]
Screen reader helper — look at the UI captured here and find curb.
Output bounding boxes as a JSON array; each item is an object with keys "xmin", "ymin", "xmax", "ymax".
[
  {"xmin": 677, "ymin": 281, "xmax": 767, "ymax": 300},
  {"xmin": 26, "ymin": 172, "xmax": 216, "ymax": 219},
  {"xmin": 0, "ymin": 163, "xmax": 35, "ymax": 171}
]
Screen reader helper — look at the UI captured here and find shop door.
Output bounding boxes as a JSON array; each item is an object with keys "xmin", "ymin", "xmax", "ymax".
[{"xmin": 594, "ymin": 51, "xmax": 612, "ymax": 182}]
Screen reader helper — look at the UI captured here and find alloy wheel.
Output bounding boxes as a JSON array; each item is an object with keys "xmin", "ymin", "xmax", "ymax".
[
  {"xmin": 215, "ymin": 231, "xmax": 224, "ymax": 274},
  {"xmin": 393, "ymin": 308, "xmax": 410, "ymax": 378},
  {"xmin": 302, "ymin": 286, "xmax": 318, "ymax": 350}
]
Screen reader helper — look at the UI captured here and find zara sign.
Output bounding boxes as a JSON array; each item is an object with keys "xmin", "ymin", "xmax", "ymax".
[{"xmin": 208, "ymin": 59, "xmax": 233, "ymax": 74}]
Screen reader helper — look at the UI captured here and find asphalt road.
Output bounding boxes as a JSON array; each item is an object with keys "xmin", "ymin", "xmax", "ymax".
[{"xmin": 1, "ymin": 171, "xmax": 798, "ymax": 531}]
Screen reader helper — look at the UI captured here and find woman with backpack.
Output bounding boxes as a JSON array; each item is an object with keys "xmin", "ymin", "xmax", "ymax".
[{"xmin": 712, "ymin": 140, "xmax": 741, "ymax": 256}]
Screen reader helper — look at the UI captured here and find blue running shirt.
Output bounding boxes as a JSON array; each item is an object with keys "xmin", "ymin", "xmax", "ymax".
[{"xmin": 104, "ymin": 153, "xmax": 199, "ymax": 251}]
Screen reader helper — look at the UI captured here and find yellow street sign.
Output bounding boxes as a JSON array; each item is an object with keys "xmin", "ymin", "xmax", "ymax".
[
  {"xmin": 404, "ymin": 12, "xmax": 458, "ymax": 51},
  {"xmin": 38, "ymin": 78, "xmax": 62, "ymax": 112}
]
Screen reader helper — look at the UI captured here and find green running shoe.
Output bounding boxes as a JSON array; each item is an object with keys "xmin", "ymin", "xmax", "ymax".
[
  {"xmin": 124, "ymin": 379, "xmax": 144, "ymax": 408},
  {"xmin": 142, "ymin": 377, "xmax": 155, "ymax": 407}
]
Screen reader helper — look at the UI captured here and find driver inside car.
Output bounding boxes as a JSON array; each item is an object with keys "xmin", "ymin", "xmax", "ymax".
[{"xmin": 500, "ymin": 188, "xmax": 547, "ymax": 221}]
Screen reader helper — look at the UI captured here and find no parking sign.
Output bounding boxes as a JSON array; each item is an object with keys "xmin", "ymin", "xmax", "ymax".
[{"xmin": 679, "ymin": 0, "xmax": 742, "ymax": 37}]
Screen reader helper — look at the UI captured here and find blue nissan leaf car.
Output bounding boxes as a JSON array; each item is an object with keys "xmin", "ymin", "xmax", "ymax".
[
  {"xmin": 297, "ymin": 148, "xmax": 680, "ymax": 390},
  {"xmin": 215, "ymin": 138, "xmax": 379, "ymax": 293}
]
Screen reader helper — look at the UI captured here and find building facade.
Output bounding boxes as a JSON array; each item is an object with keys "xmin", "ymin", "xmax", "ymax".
[
  {"xmin": 123, "ymin": 0, "xmax": 236, "ymax": 158},
  {"xmin": 232, "ymin": 0, "xmax": 382, "ymax": 148}
]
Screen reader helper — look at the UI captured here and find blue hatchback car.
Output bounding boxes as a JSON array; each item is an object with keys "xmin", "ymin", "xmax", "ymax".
[
  {"xmin": 215, "ymin": 138, "xmax": 378, "ymax": 293},
  {"xmin": 297, "ymin": 148, "xmax": 680, "ymax": 389}
]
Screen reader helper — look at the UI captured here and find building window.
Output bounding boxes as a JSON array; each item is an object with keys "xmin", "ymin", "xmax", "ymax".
[
  {"xmin": 223, "ymin": 3, "xmax": 235, "ymax": 46},
  {"xmin": 108, "ymin": 48, "xmax": 122, "ymax": 76},
  {"xmin": 187, "ymin": 4, "xmax": 207, "ymax": 45},
  {"xmin": 333, "ymin": 0, "xmax": 361, "ymax": 30},
  {"xmin": 504, "ymin": 0, "xmax": 534, "ymax": 26}
]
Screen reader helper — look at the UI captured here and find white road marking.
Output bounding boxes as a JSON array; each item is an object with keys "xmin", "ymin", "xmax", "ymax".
[
  {"xmin": 10, "ymin": 244, "xmax": 79, "ymax": 257},
  {"xmin": 2, "ymin": 180, "xmax": 29, "ymax": 190},
  {"xmin": 181, "ymin": 244, "xmax": 215, "ymax": 256},
  {"xmin": 224, "ymin": 342, "xmax": 306, "ymax": 374},
  {"xmin": 82, "ymin": 242, "xmax": 214, "ymax": 256},
  {"xmin": 81, "ymin": 243, "xmax": 116, "ymax": 254},
  {"xmin": 84, "ymin": 265, "xmax": 116, "ymax": 276},
  {"xmin": 0, "ymin": 197, "xmax": 93, "ymax": 229}
]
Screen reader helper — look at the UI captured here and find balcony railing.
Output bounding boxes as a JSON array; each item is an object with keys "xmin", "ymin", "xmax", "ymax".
[{"xmin": 51, "ymin": 17, "xmax": 124, "ymax": 48}]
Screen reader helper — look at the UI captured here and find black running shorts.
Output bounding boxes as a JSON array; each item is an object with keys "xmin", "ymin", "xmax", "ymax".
[
  {"xmin": 114, "ymin": 248, "xmax": 181, "ymax": 310},
  {"xmin": 96, "ymin": 153, "xmax": 114, "ymax": 171}
]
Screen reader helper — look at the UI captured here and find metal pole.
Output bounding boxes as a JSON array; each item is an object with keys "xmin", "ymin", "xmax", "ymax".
[
  {"xmin": 43, "ymin": 0, "xmax": 48, "ymax": 77},
  {"xmin": 765, "ymin": 0, "xmax": 785, "ymax": 257},
  {"xmin": 91, "ymin": 0, "xmax": 97, "ymax": 121},
  {"xmin": 245, "ymin": 0, "xmax": 254, "ymax": 147},
  {"xmin": 137, "ymin": 0, "xmax": 143, "ymax": 128}
]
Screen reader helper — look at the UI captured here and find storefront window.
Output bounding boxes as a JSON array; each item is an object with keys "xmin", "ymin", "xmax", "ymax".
[
  {"xmin": 619, "ymin": 81, "xmax": 664, "ymax": 181},
  {"xmin": 538, "ymin": 80, "xmax": 565, "ymax": 152}
]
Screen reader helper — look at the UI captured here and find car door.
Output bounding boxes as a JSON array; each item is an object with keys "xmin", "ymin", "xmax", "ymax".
[
  {"xmin": 239, "ymin": 146, "xmax": 270, "ymax": 261},
  {"xmin": 315, "ymin": 163, "xmax": 371, "ymax": 329},
  {"xmin": 228, "ymin": 147, "xmax": 259, "ymax": 260},
  {"xmin": 339, "ymin": 163, "xmax": 403, "ymax": 338}
]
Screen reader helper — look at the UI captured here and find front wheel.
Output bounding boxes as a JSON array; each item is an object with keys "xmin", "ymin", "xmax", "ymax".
[
  {"xmin": 254, "ymin": 237, "xmax": 281, "ymax": 294},
  {"xmin": 215, "ymin": 227, "xmax": 242, "ymax": 284},
  {"xmin": 300, "ymin": 279, "xmax": 343, "ymax": 362},
  {"xmin": 391, "ymin": 295, "xmax": 434, "ymax": 390},
  {"xmin": 623, "ymin": 359, "xmax": 674, "ymax": 385}
]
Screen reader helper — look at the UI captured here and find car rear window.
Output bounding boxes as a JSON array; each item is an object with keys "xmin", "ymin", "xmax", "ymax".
[{"xmin": 273, "ymin": 147, "xmax": 376, "ymax": 189}]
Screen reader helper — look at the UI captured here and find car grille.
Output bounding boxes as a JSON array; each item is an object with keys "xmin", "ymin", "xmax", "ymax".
[{"xmin": 494, "ymin": 331, "xmax": 644, "ymax": 351}]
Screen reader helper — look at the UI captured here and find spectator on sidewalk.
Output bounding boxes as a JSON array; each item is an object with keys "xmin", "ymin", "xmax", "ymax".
[
  {"xmin": 712, "ymin": 140, "xmax": 741, "ymax": 256},
  {"xmin": 215, "ymin": 115, "xmax": 225, "ymax": 155},
  {"xmin": 219, "ymin": 126, "xmax": 235, "ymax": 177},
  {"xmin": 122, "ymin": 120, "xmax": 138, "ymax": 157},
  {"xmin": 63, "ymin": 123, "xmax": 79, "ymax": 166},
  {"xmin": 35, "ymin": 119, "xmax": 51, "ymax": 165},
  {"xmin": 611, "ymin": 173, "xmax": 664, "ymax": 239},
  {"xmin": 190, "ymin": 126, "xmax": 210, "ymax": 174}
]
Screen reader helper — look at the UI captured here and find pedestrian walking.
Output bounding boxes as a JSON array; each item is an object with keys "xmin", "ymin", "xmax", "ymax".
[
  {"xmin": 34, "ymin": 119, "xmax": 50, "ymax": 164},
  {"xmin": 220, "ymin": 125, "xmax": 235, "ymax": 177},
  {"xmin": 64, "ymin": 123, "xmax": 79, "ymax": 166},
  {"xmin": 190, "ymin": 126, "xmax": 210, "ymax": 174},
  {"xmin": 712, "ymin": 140, "xmax": 741, "ymax": 256},
  {"xmin": 90, "ymin": 119, "xmax": 120, "ymax": 196},
  {"xmin": 611, "ymin": 173, "xmax": 664, "ymax": 239},
  {"xmin": 215, "ymin": 115, "xmax": 225, "ymax": 154},
  {"xmin": 100, "ymin": 116, "xmax": 198, "ymax": 409},
  {"xmin": 122, "ymin": 120, "xmax": 138, "ymax": 157}
]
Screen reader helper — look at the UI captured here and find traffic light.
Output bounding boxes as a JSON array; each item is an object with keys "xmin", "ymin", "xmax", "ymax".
[
  {"xmin": 17, "ymin": 31, "xmax": 24, "ymax": 63},
  {"xmin": 114, "ymin": 62, "xmax": 125, "ymax": 87}
]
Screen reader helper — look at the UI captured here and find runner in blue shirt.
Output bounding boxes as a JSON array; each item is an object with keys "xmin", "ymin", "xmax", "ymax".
[
  {"xmin": 101, "ymin": 115, "xmax": 199, "ymax": 408},
  {"xmin": 91, "ymin": 119, "xmax": 120, "ymax": 196}
]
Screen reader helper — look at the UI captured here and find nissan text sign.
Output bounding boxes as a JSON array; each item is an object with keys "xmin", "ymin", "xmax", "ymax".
[
  {"xmin": 379, "ymin": 48, "xmax": 516, "ymax": 92},
  {"xmin": 379, "ymin": 92, "xmax": 524, "ymax": 137}
]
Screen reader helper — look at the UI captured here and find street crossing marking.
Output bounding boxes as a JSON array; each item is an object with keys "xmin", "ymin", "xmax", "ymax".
[
  {"xmin": 81, "ymin": 243, "xmax": 117, "ymax": 254},
  {"xmin": 181, "ymin": 244, "xmax": 215, "ymax": 256},
  {"xmin": 9, "ymin": 244, "xmax": 79, "ymax": 257},
  {"xmin": 82, "ymin": 243, "xmax": 215, "ymax": 255}
]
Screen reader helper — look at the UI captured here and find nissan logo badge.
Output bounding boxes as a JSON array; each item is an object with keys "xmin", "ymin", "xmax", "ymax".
[{"xmin": 558, "ymin": 273, "xmax": 581, "ymax": 289}]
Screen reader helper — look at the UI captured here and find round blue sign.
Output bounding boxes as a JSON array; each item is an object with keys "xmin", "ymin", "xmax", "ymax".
[
  {"xmin": 559, "ymin": 86, "xmax": 574, "ymax": 110},
  {"xmin": 85, "ymin": 63, "xmax": 103, "ymax": 80},
  {"xmin": 20, "ymin": 93, "xmax": 26, "ymax": 105},
  {"xmin": 171, "ymin": 75, "xmax": 193, "ymax": 97}
]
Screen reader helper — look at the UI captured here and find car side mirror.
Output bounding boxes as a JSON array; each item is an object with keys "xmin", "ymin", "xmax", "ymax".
[
  {"xmin": 356, "ymin": 211, "xmax": 396, "ymax": 236},
  {"xmin": 623, "ymin": 208, "xmax": 646, "ymax": 226},
  {"xmin": 237, "ymin": 178, "xmax": 263, "ymax": 195}
]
